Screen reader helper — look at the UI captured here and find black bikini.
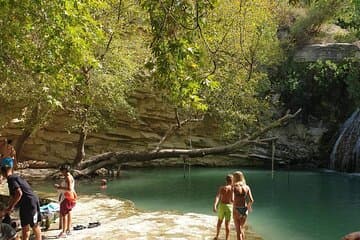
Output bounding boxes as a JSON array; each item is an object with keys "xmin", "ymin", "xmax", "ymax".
[{"xmin": 234, "ymin": 185, "xmax": 248, "ymax": 217}]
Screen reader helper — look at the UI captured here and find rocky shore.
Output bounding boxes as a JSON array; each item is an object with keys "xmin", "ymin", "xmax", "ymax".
[{"xmin": 0, "ymin": 169, "xmax": 263, "ymax": 240}]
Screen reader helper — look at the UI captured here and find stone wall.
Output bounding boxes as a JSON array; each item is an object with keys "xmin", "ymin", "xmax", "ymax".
[
  {"xmin": 1, "ymin": 89, "xmax": 226, "ymax": 166},
  {"xmin": 1, "ymin": 93, "xmax": 328, "ymax": 169},
  {"xmin": 294, "ymin": 42, "xmax": 360, "ymax": 62}
]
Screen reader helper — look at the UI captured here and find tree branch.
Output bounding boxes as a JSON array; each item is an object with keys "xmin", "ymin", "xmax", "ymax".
[
  {"xmin": 76, "ymin": 109, "xmax": 301, "ymax": 176},
  {"xmin": 155, "ymin": 109, "xmax": 204, "ymax": 151}
]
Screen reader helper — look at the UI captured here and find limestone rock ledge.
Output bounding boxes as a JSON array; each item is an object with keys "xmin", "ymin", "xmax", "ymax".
[{"xmin": 294, "ymin": 42, "xmax": 360, "ymax": 62}]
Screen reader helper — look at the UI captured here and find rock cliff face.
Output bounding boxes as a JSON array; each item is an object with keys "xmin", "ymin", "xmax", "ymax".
[
  {"xmin": 1, "ymin": 89, "xmax": 327, "ymax": 168},
  {"xmin": 294, "ymin": 42, "xmax": 360, "ymax": 62},
  {"xmin": 1, "ymin": 89, "xmax": 229, "ymax": 166},
  {"xmin": 1, "ymin": 95, "xmax": 328, "ymax": 169}
]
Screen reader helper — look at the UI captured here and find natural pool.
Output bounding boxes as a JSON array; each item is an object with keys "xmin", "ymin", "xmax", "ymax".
[{"xmin": 35, "ymin": 167, "xmax": 360, "ymax": 240}]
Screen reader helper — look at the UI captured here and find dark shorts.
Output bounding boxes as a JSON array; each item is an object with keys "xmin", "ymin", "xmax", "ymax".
[
  {"xmin": 19, "ymin": 199, "xmax": 41, "ymax": 227},
  {"xmin": 235, "ymin": 206, "xmax": 248, "ymax": 217},
  {"xmin": 60, "ymin": 199, "xmax": 76, "ymax": 216}
]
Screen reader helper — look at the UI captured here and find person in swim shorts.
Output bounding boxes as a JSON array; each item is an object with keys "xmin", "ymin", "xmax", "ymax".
[
  {"xmin": 54, "ymin": 164, "xmax": 77, "ymax": 238},
  {"xmin": 0, "ymin": 158, "xmax": 42, "ymax": 240},
  {"xmin": 213, "ymin": 174, "xmax": 233, "ymax": 240},
  {"xmin": 233, "ymin": 171, "xmax": 254, "ymax": 240}
]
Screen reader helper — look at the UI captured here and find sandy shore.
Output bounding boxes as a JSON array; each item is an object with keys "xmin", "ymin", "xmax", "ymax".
[{"xmin": 1, "ymin": 169, "xmax": 263, "ymax": 240}]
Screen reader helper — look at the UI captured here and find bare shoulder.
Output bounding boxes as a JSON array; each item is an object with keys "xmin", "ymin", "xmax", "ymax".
[{"xmin": 343, "ymin": 232, "xmax": 360, "ymax": 240}]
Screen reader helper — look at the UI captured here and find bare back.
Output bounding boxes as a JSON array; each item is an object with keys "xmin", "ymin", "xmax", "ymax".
[
  {"xmin": 219, "ymin": 185, "xmax": 233, "ymax": 204},
  {"xmin": 233, "ymin": 183, "xmax": 249, "ymax": 207}
]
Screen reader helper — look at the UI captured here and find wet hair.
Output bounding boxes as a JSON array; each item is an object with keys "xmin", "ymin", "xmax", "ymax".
[
  {"xmin": 226, "ymin": 174, "xmax": 233, "ymax": 184},
  {"xmin": 59, "ymin": 164, "xmax": 71, "ymax": 172},
  {"xmin": 233, "ymin": 171, "xmax": 246, "ymax": 185}
]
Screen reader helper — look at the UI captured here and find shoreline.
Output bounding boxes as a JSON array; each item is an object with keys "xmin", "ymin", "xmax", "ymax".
[{"xmin": 1, "ymin": 168, "xmax": 263, "ymax": 240}]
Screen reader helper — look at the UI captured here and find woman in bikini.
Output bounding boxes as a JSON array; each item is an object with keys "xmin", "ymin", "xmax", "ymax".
[{"xmin": 232, "ymin": 171, "xmax": 254, "ymax": 240}]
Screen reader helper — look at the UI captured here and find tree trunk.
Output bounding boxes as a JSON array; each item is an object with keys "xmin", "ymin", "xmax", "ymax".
[
  {"xmin": 15, "ymin": 129, "xmax": 32, "ymax": 165},
  {"xmin": 15, "ymin": 105, "xmax": 41, "ymax": 165},
  {"xmin": 75, "ymin": 109, "xmax": 301, "ymax": 176},
  {"xmin": 74, "ymin": 129, "xmax": 87, "ymax": 166}
]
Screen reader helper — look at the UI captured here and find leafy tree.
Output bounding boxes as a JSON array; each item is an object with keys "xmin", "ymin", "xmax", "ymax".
[
  {"xmin": 0, "ymin": 0, "xmax": 296, "ymax": 172},
  {"xmin": 290, "ymin": 0, "xmax": 350, "ymax": 45},
  {"xmin": 336, "ymin": 0, "xmax": 360, "ymax": 38},
  {"xmin": 142, "ymin": 0, "xmax": 282, "ymax": 142},
  {"xmin": 201, "ymin": 0, "xmax": 282, "ymax": 138},
  {"xmin": 275, "ymin": 59, "xmax": 360, "ymax": 123},
  {"xmin": 0, "ymin": 0, "xmax": 105, "ymax": 161},
  {"xmin": 65, "ymin": 0, "xmax": 150, "ymax": 165}
]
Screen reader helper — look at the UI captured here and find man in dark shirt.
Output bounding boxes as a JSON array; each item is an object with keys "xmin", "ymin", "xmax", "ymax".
[{"xmin": 1, "ymin": 158, "xmax": 42, "ymax": 240}]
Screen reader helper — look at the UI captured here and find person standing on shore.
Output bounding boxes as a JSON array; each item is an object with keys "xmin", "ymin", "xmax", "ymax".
[
  {"xmin": 54, "ymin": 164, "xmax": 77, "ymax": 238},
  {"xmin": 0, "ymin": 158, "xmax": 42, "ymax": 240},
  {"xmin": 232, "ymin": 171, "xmax": 254, "ymax": 240},
  {"xmin": 213, "ymin": 174, "xmax": 234, "ymax": 240}
]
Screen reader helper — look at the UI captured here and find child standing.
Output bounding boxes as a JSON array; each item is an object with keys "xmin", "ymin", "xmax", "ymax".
[
  {"xmin": 54, "ymin": 164, "xmax": 77, "ymax": 238},
  {"xmin": 213, "ymin": 174, "xmax": 233, "ymax": 240}
]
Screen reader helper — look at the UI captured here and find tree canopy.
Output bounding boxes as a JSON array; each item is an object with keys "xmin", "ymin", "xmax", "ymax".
[{"xmin": 0, "ymin": 0, "xmax": 359, "ymax": 168}]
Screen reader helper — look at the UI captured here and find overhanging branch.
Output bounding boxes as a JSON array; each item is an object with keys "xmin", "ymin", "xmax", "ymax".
[{"xmin": 76, "ymin": 109, "xmax": 301, "ymax": 176}]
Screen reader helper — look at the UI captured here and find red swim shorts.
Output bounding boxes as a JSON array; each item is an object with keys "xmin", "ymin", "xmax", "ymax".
[{"xmin": 60, "ymin": 198, "xmax": 76, "ymax": 216}]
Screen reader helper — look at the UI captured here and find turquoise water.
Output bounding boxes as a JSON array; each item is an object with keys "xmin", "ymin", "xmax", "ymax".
[{"xmin": 36, "ymin": 168, "xmax": 360, "ymax": 240}]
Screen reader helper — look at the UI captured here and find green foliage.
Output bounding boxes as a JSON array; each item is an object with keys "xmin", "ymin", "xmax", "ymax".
[
  {"xmin": 274, "ymin": 59, "xmax": 360, "ymax": 123},
  {"xmin": 142, "ymin": 0, "xmax": 214, "ymax": 112},
  {"xmin": 0, "ymin": 0, "xmax": 106, "ymax": 133},
  {"xmin": 290, "ymin": 0, "xmax": 349, "ymax": 45},
  {"xmin": 142, "ymin": 0, "xmax": 282, "ymax": 138},
  {"xmin": 336, "ymin": 0, "xmax": 360, "ymax": 39},
  {"xmin": 200, "ymin": 0, "xmax": 281, "ymax": 136},
  {"xmin": 65, "ymin": 0, "xmax": 149, "ymax": 135},
  {"xmin": 0, "ymin": 0, "xmax": 303, "ymax": 148},
  {"xmin": 333, "ymin": 32, "xmax": 359, "ymax": 43}
]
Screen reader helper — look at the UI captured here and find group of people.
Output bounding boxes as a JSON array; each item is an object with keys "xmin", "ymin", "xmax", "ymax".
[
  {"xmin": 0, "ymin": 138, "xmax": 77, "ymax": 240},
  {"xmin": 213, "ymin": 171, "xmax": 254, "ymax": 240}
]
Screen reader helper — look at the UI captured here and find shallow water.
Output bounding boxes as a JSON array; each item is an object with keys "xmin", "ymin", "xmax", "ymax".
[{"xmin": 35, "ymin": 167, "xmax": 360, "ymax": 240}]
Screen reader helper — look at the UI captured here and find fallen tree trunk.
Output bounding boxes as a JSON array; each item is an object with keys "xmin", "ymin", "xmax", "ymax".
[{"xmin": 76, "ymin": 109, "xmax": 301, "ymax": 176}]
